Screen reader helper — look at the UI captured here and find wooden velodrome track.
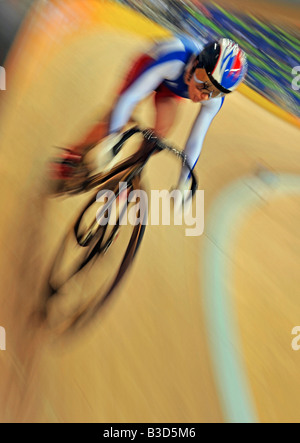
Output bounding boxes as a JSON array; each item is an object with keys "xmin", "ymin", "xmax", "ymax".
[{"xmin": 0, "ymin": 1, "xmax": 300, "ymax": 423}]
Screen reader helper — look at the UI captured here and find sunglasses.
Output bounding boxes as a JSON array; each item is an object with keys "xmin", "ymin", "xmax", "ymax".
[{"xmin": 193, "ymin": 73, "xmax": 225, "ymax": 99}]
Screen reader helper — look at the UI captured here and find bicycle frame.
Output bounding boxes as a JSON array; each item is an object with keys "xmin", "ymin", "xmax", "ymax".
[
  {"xmin": 44, "ymin": 127, "xmax": 198, "ymax": 334},
  {"xmin": 82, "ymin": 126, "xmax": 198, "ymax": 197}
]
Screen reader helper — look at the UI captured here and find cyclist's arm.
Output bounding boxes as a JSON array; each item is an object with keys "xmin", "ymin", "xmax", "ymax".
[
  {"xmin": 109, "ymin": 56, "xmax": 184, "ymax": 134},
  {"xmin": 178, "ymin": 96, "xmax": 225, "ymax": 185},
  {"xmin": 68, "ymin": 54, "xmax": 183, "ymax": 153}
]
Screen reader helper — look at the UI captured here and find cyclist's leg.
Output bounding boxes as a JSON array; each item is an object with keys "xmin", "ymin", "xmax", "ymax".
[
  {"xmin": 153, "ymin": 87, "xmax": 189, "ymax": 207},
  {"xmin": 50, "ymin": 110, "xmax": 112, "ymax": 182},
  {"xmin": 69, "ymin": 111, "xmax": 111, "ymax": 155},
  {"xmin": 153, "ymin": 93, "xmax": 180, "ymax": 138},
  {"xmin": 68, "ymin": 53, "xmax": 155, "ymax": 155}
]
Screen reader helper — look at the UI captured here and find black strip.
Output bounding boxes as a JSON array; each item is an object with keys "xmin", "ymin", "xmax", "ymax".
[
  {"xmin": 0, "ymin": 0, "xmax": 35, "ymax": 65},
  {"xmin": 207, "ymin": 72, "xmax": 232, "ymax": 94}
]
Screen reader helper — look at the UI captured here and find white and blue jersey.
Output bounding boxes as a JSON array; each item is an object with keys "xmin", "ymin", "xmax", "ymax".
[
  {"xmin": 109, "ymin": 34, "xmax": 225, "ymax": 183},
  {"xmin": 148, "ymin": 34, "xmax": 202, "ymax": 99}
]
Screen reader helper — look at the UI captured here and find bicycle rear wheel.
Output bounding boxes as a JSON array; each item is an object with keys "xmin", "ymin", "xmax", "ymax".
[{"xmin": 44, "ymin": 174, "xmax": 147, "ymax": 335}]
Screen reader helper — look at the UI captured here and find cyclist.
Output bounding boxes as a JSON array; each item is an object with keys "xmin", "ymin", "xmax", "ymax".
[{"xmin": 53, "ymin": 34, "xmax": 247, "ymax": 192}]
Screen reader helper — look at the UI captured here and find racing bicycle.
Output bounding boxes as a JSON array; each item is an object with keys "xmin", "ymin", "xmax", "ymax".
[{"xmin": 44, "ymin": 126, "xmax": 197, "ymax": 335}]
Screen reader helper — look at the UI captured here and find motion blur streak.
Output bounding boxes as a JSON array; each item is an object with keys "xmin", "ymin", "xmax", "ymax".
[{"xmin": 0, "ymin": 0, "xmax": 300, "ymax": 424}]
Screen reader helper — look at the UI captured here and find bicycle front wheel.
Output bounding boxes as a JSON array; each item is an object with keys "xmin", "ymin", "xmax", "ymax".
[{"xmin": 44, "ymin": 174, "xmax": 147, "ymax": 335}]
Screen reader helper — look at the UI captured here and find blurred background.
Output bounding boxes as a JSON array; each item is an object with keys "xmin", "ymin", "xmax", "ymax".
[
  {"xmin": 0, "ymin": 0, "xmax": 300, "ymax": 423},
  {"xmin": 115, "ymin": 0, "xmax": 300, "ymax": 118},
  {"xmin": 0, "ymin": 0, "xmax": 34, "ymax": 64}
]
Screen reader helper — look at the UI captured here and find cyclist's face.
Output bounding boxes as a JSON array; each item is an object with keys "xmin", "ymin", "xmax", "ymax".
[{"xmin": 187, "ymin": 68, "xmax": 222, "ymax": 102}]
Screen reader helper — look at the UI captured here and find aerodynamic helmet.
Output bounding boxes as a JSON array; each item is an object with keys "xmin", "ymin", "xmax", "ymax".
[{"xmin": 195, "ymin": 38, "xmax": 248, "ymax": 94}]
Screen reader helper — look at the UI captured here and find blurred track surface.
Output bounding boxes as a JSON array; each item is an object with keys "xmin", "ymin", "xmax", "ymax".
[{"xmin": 0, "ymin": 0, "xmax": 300, "ymax": 423}]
